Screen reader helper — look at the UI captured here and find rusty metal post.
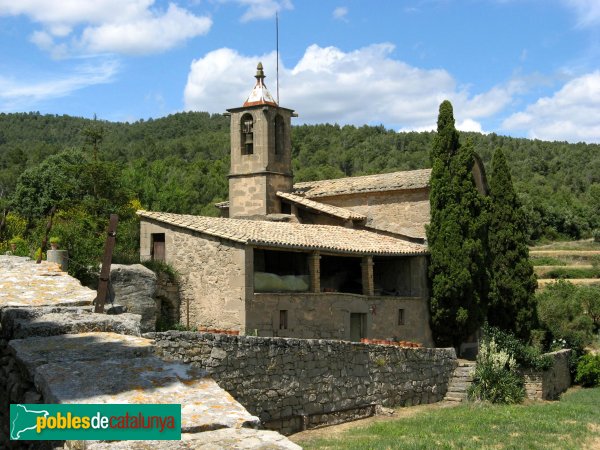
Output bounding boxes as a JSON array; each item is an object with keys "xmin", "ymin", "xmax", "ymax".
[
  {"xmin": 95, "ymin": 214, "xmax": 118, "ymax": 313},
  {"xmin": 37, "ymin": 206, "xmax": 56, "ymax": 264}
]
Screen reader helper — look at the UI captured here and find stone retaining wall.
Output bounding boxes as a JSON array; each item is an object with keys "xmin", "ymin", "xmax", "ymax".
[
  {"xmin": 523, "ymin": 349, "xmax": 572, "ymax": 400},
  {"xmin": 0, "ymin": 337, "xmax": 46, "ymax": 449},
  {"xmin": 146, "ymin": 331, "xmax": 457, "ymax": 434}
]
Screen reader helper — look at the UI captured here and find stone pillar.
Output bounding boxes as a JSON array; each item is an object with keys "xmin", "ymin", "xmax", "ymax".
[
  {"xmin": 361, "ymin": 256, "xmax": 374, "ymax": 296},
  {"xmin": 47, "ymin": 250, "xmax": 68, "ymax": 271},
  {"xmin": 309, "ymin": 252, "xmax": 321, "ymax": 293}
]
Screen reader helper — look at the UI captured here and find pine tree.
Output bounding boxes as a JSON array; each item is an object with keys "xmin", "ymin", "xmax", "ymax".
[
  {"xmin": 487, "ymin": 148, "xmax": 538, "ymax": 340},
  {"xmin": 427, "ymin": 100, "xmax": 488, "ymax": 348}
]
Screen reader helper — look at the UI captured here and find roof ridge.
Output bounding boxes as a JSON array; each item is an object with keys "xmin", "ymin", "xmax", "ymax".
[{"xmin": 292, "ymin": 168, "xmax": 432, "ymax": 198}]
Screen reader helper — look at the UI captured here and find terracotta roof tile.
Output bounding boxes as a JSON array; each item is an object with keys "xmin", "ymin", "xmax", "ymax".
[
  {"xmin": 137, "ymin": 211, "xmax": 427, "ymax": 256},
  {"xmin": 276, "ymin": 192, "xmax": 366, "ymax": 221},
  {"xmin": 293, "ymin": 168, "xmax": 431, "ymax": 198}
]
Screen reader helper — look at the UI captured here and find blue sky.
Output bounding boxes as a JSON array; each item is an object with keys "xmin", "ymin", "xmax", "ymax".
[{"xmin": 0, "ymin": 0, "xmax": 599, "ymax": 142}]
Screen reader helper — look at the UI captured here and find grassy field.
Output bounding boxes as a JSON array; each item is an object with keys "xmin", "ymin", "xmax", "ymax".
[
  {"xmin": 294, "ymin": 387, "xmax": 600, "ymax": 450},
  {"xmin": 530, "ymin": 240, "xmax": 600, "ymax": 288},
  {"xmin": 531, "ymin": 240, "xmax": 600, "ymax": 251},
  {"xmin": 534, "ymin": 266, "xmax": 599, "ymax": 279}
]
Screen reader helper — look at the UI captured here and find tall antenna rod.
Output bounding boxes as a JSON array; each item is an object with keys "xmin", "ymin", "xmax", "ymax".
[{"xmin": 276, "ymin": 11, "xmax": 280, "ymax": 104}]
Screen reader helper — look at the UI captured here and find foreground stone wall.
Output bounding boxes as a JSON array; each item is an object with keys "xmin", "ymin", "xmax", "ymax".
[
  {"xmin": 1, "ymin": 256, "xmax": 299, "ymax": 450},
  {"xmin": 147, "ymin": 331, "xmax": 456, "ymax": 434},
  {"xmin": 523, "ymin": 349, "xmax": 571, "ymax": 400}
]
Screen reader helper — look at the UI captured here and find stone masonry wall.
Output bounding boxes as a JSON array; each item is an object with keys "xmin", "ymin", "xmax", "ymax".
[
  {"xmin": 247, "ymin": 292, "xmax": 434, "ymax": 346},
  {"xmin": 156, "ymin": 272, "xmax": 181, "ymax": 326},
  {"xmin": 319, "ymin": 188, "xmax": 430, "ymax": 239},
  {"xmin": 147, "ymin": 331, "xmax": 457, "ymax": 434},
  {"xmin": 523, "ymin": 349, "xmax": 571, "ymax": 400},
  {"xmin": 140, "ymin": 220, "xmax": 248, "ymax": 332}
]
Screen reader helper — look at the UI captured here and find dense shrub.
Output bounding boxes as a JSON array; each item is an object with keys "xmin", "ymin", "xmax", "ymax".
[
  {"xmin": 536, "ymin": 280, "xmax": 596, "ymax": 354},
  {"xmin": 482, "ymin": 324, "xmax": 552, "ymax": 371},
  {"xmin": 468, "ymin": 336, "xmax": 525, "ymax": 404},
  {"xmin": 141, "ymin": 259, "xmax": 179, "ymax": 283},
  {"xmin": 7, "ymin": 236, "xmax": 29, "ymax": 256},
  {"xmin": 575, "ymin": 354, "xmax": 600, "ymax": 387}
]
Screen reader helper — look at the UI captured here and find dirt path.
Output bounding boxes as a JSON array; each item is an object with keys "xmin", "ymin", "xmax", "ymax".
[
  {"xmin": 288, "ymin": 401, "xmax": 459, "ymax": 445},
  {"xmin": 537, "ymin": 278, "xmax": 600, "ymax": 287},
  {"xmin": 529, "ymin": 250, "xmax": 600, "ymax": 256}
]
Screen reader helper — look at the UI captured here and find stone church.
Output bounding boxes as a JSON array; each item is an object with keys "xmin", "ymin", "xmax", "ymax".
[{"xmin": 138, "ymin": 63, "xmax": 488, "ymax": 347}]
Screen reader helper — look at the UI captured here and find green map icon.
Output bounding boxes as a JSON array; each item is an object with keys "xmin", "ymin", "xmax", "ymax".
[{"xmin": 10, "ymin": 404, "xmax": 49, "ymax": 440}]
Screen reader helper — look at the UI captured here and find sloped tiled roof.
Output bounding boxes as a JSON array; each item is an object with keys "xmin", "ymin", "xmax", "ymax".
[
  {"xmin": 277, "ymin": 191, "xmax": 366, "ymax": 221},
  {"xmin": 138, "ymin": 211, "xmax": 427, "ymax": 256},
  {"xmin": 293, "ymin": 168, "xmax": 431, "ymax": 198}
]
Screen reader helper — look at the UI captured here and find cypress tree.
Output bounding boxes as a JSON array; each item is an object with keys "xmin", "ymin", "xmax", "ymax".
[
  {"xmin": 427, "ymin": 100, "xmax": 488, "ymax": 348},
  {"xmin": 487, "ymin": 147, "xmax": 538, "ymax": 340}
]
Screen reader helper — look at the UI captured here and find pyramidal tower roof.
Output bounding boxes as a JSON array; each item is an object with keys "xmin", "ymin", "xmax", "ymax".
[{"xmin": 243, "ymin": 62, "xmax": 278, "ymax": 107}]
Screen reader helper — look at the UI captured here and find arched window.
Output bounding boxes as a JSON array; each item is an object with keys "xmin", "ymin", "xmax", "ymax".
[
  {"xmin": 241, "ymin": 113, "xmax": 254, "ymax": 155},
  {"xmin": 274, "ymin": 114, "xmax": 285, "ymax": 156}
]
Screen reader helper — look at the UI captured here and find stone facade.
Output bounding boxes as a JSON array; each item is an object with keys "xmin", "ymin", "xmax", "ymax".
[
  {"xmin": 523, "ymin": 349, "xmax": 572, "ymax": 400},
  {"xmin": 246, "ymin": 293, "xmax": 433, "ymax": 346},
  {"xmin": 228, "ymin": 105, "xmax": 294, "ymax": 218},
  {"xmin": 318, "ymin": 188, "xmax": 430, "ymax": 239},
  {"xmin": 147, "ymin": 331, "xmax": 457, "ymax": 434},
  {"xmin": 229, "ymin": 173, "xmax": 292, "ymax": 217},
  {"xmin": 140, "ymin": 217, "xmax": 433, "ymax": 342},
  {"xmin": 140, "ymin": 219, "xmax": 248, "ymax": 331}
]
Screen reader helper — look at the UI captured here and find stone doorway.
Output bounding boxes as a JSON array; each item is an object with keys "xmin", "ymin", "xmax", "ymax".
[{"xmin": 350, "ymin": 313, "xmax": 366, "ymax": 342}]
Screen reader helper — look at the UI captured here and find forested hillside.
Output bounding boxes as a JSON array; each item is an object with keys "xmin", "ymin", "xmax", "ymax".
[{"xmin": 1, "ymin": 111, "xmax": 599, "ymax": 243}]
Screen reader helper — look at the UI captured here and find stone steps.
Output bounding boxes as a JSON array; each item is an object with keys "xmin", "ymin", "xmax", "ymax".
[{"xmin": 444, "ymin": 361, "xmax": 476, "ymax": 403}]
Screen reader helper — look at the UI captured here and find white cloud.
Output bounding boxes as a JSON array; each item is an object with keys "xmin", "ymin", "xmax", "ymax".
[
  {"xmin": 502, "ymin": 71, "xmax": 600, "ymax": 143},
  {"xmin": 0, "ymin": 0, "xmax": 212, "ymax": 56},
  {"xmin": 228, "ymin": 0, "xmax": 293, "ymax": 22},
  {"xmin": 562, "ymin": 0, "xmax": 600, "ymax": 27},
  {"xmin": 333, "ymin": 6, "xmax": 349, "ymax": 21},
  {"xmin": 456, "ymin": 119, "xmax": 485, "ymax": 133},
  {"xmin": 184, "ymin": 43, "xmax": 515, "ymax": 132},
  {"xmin": 79, "ymin": 4, "xmax": 211, "ymax": 55},
  {"xmin": 0, "ymin": 60, "xmax": 118, "ymax": 110}
]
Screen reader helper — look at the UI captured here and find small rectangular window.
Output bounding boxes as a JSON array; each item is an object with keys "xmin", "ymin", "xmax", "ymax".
[
  {"xmin": 151, "ymin": 233, "xmax": 166, "ymax": 262},
  {"xmin": 279, "ymin": 310, "xmax": 288, "ymax": 330},
  {"xmin": 398, "ymin": 309, "xmax": 405, "ymax": 326}
]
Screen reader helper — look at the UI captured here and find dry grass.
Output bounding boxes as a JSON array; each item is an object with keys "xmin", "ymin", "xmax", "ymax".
[{"xmin": 537, "ymin": 279, "xmax": 600, "ymax": 288}]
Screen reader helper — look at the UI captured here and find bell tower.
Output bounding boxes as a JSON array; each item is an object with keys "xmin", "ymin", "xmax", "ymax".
[{"xmin": 227, "ymin": 63, "xmax": 296, "ymax": 218}]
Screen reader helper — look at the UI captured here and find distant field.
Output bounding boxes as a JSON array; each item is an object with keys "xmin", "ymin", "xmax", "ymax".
[
  {"xmin": 530, "ymin": 240, "xmax": 600, "ymax": 288},
  {"xmin": 530, "ymin": 239, "xmax": 600, "ymax": 251},
  {"xmin": 534, "ymin": 265, "xmax": 599, "ymax": 279},
  {"xmin": 531, "ymin": 255, "xmax": 594, "ymax": 266},
  {"xmin": 537, "ymin": 278, "xmax": 600, "ymax": 287}
]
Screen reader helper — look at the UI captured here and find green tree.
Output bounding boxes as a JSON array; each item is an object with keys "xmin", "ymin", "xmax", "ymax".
[
  {"xmin": 487, "ymin": 148, "xmax": 538, "ymax": 341},
  {"xmin": 536, "ymin": 280, "xmax": 595, "ymax": 352},
  {"xmin": 11, "ymin": 149, "xmax": 90, "ymax": 219},
  {"xmin": 426, "ymin": 100, "xmax": 488, "ymax": 348}
]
